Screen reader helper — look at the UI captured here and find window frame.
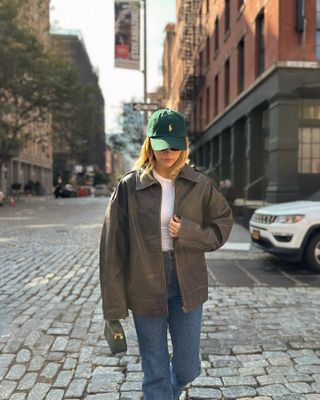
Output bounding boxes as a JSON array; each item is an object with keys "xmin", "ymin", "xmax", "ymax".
[
  {"xmin": 298, "ymin": 99, "xmax": 320, "ymax": 174},
  {"xmin": 298, "ymin": 126, "xmax": 320, "ymax": 174}
]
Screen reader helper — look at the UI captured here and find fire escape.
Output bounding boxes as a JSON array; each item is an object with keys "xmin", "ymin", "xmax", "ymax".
[{"xmin": 179, "ymin": 0, "xmax": 205, "ymax": 133}]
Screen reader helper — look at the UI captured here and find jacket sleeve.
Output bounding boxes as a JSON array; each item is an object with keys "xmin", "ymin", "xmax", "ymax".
[
  {"xmin": 99, "ymin": 181, "xmax": 129, "ymax": 320},
  {"xmin": 175, "ymin": 181, "xmax": 233, "ymax": 252}
]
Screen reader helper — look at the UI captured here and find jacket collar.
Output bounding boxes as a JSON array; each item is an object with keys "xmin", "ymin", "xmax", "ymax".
[
  {"xmin": 179, "ymin": 163, "xmax": 200, "ymax": 182},
  {"xmin": 135, "ymin": 164, "xmax": 200, "ymax": 191}
]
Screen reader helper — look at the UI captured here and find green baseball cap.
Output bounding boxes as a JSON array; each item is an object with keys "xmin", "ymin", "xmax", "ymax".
[{"xmin": 147, "ymin": 108, "xmax": 187, "ymax": 151}]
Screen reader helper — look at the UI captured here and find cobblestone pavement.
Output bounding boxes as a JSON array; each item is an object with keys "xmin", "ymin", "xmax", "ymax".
[{"xmin": 0, "ymin": 196, "xmax": 320, "ymax": 400}]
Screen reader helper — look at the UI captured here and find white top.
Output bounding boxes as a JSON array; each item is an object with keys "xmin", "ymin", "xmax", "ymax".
[{"xmin": 153, "ymin": 169, "xmax": 175, "ymax": 251}]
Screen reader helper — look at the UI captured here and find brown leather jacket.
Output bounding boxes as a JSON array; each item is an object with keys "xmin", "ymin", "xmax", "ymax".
[{"xmin": 99, "ymin": 164, "xmax": 233, "ymax": 320}]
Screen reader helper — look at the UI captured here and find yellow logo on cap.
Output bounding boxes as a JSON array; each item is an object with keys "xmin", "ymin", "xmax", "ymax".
[{"xmin": 169, "ymin": 124, "xmax": 173, "ymax": 132}]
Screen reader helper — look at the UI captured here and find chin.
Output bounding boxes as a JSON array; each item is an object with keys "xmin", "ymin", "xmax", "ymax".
[{"xmin": 163, "ymin": 162, "xmax": 175, "ymax": 167}]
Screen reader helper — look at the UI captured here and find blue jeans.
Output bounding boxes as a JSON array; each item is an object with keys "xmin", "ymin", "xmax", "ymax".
[{"xmin": 133, "ymin": 250, "xmax": 203, "ymax": 400}]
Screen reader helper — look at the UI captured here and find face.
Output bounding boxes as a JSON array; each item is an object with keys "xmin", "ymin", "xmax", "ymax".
[{"xmin": 153, "ymin": 148, "xmax": 182, "ymax": 170}]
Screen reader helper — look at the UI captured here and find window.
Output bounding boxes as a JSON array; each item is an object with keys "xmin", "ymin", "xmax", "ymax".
[
  {"xmin": 206, "ymin": 86, "xmax": 210, "ymax": 124},
  {"xmin": 199, "ymin": 96, "xmax": 203, "ymax": 130},
  {"xmin": 256, "ymin": 10, "xmax": 265, "ymax": 76},
  {"xmin": 199, "ymin": 50, "xmax": 204, "ymax": 74},
  {"xmin": 224, "ymin": 59, "xmax": 230, "ymax": 107},
  {"xmin": 225, "ymin": 0, "xmax": 230, "ymax": 33},
  {"xmin": 214, "ymin": 74, "xmax": 219, "ymax": 116},
  {"xmin": 206, "ymin": 37, "xmax": 210, "ymax": 65},
  {"xmin": 238, "ymin": 37, "xmax": 245, "ymax": 94},
  {"xmin": 214, "ymin": 17, "xmax": 219, "ymax": 52},
  {"xmin": 298, "ymin": 127, "xmax": 320, "ymax": 173},
  {"xmin": 224, "ymin": 0, "xmax": 230, "ymax": 33},
  {"xmin": 300, "ymin": 99, "xmax": 320, "ymax": 119},
  {"xmin": 206, "ymin": 0, "xmax": 210, "ymax": 15},
  {"xmin": 317, "ymin": 0, "xmax": 320, "ymax": 58}
]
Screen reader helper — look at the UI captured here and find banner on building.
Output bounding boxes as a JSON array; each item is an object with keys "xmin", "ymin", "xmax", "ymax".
[{"xmin": 114, "ymin": 0, "xmax": 140, "ymax": 70}]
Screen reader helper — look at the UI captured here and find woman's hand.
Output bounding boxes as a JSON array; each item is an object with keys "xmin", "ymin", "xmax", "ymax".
[{"xmin": 169, "ymin": 214, "xmax": 181, "ymax": 238}]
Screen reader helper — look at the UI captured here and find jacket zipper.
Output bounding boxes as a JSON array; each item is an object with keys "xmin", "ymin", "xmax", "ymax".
[
  {"xmin": 173, "ymin": 179, "xmax": 189, "ymax": 313},
  {"xmin": 157, "ymin": 183, "xmax": 169, "ymax": 316}
]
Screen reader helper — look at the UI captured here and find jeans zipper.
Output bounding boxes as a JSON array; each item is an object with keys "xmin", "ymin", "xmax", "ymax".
[{"xmin": 173, "ymin": 179, "xmax": 189, "ymax": 313}]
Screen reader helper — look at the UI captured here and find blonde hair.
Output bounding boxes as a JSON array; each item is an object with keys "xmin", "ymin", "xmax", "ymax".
[{"xmin": 133, "ymin": 137, "xmax": 190, "ymax": 181}]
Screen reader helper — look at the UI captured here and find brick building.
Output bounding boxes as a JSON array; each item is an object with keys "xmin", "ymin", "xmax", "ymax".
[
  {"xmin": 51, "ymin": 31, "xmax": 105, "ymax": 182},
  {"xmin": 1, "ymin": 0, "xmax": 53, "ymax": 195},
  {"xmin": 164, "ymin": 0, "xmax": 320, "ymax": 202}
]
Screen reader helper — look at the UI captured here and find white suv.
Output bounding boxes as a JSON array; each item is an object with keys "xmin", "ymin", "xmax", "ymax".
[{"xmin": 249, "ymin": 191, "xmax": 320, "ymax": 271}]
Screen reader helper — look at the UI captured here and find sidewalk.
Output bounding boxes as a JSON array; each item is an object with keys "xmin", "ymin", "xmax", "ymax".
[
  {"xmin": 221, "ymin": 222, "xmax": 251, "ymax": 250},
  {"xmin": 208, "ymin": 222, "xmax": 273, "ymax": 261}
]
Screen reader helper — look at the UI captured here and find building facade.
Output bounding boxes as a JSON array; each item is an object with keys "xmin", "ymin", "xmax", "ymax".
[
  {"xmin": 51, "ymin": 32, "xmax": 106, "ymax": 183},
  {"xmin": 164, "ymin": 0, "xmax": 320, "ymax": 202},
  {"xmin": 2, "ymin": 0, "xmax": 53, "ymax": 196}
]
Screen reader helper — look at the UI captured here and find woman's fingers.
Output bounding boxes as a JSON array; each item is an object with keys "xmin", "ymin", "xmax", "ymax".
[
  {"xmin": 169, "ymin": 220, "xmax": 177, "ymax": 232},
  {"xmin": 169, "ymin": 218, "xmax": 179, "ymax": 227},
  {"xmin": 169, "ymin": 217, "xmax": 180, "ymax": 237}
]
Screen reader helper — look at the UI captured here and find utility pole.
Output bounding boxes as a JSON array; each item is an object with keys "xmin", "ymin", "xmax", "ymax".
[{"xmin": 143, "ymin": 0, "xmax": 147, "ymax": 132}]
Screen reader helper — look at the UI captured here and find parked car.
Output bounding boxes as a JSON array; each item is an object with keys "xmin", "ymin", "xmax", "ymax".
[
  {"xmin": 61, "ymin": 184, "xmax": 77, "ymax": 198},
  {"xmin": 249, "ymin": 190, "xmax": 320, "ymax": 271},
  {"xmin": 77, "ymin": 185, "xmax": 92, "ymax": 197},
  {"xmin": 93, "ymin": 184, "xmax": 109, "ymax": 197}
]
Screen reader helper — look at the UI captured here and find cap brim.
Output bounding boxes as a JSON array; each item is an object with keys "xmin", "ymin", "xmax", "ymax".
[{"xmin": 150, "ymin": 136, "xmax": 186, "ymax": 151}]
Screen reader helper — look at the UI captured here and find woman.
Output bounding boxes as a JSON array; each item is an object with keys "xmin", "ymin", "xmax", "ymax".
[{"xmin": 100, "ymin": 108, "xmax": 233, "ymax": 400}]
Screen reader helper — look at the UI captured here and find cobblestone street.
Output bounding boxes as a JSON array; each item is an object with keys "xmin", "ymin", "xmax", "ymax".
[{"xmin": 1, "ymin": 196, "xmax": 320, "ymax": 400}]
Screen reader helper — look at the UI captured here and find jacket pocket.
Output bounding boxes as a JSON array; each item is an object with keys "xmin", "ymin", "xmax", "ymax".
[{"xmin": 177, "ymin": 252, "xmax": 208, "ymax": 292}]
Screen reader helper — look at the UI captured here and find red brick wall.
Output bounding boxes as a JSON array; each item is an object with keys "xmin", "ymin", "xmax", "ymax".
[
  {"xmin": 278, "ymin": 0, "xmax": 316, "ymax": 61},
  {"xmin": 164, "ymin": 0, "xmax": 317, "ymax": 132},
  {"xmin": 199, "ymin": 0, "xmax": 280, "ymax": 127},
  {"xmin": 196, "ymin": 0, "xmax": 317, "ymax": 131}
]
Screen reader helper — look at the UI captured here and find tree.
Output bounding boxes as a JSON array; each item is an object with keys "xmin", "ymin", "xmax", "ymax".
[
  {"xmin": 0, "ymin": 0, "xmax": 94, "ymax": 187},
  {"xmin": 115, "ymin": 101, "xmax": 144, "ymax": 158}
]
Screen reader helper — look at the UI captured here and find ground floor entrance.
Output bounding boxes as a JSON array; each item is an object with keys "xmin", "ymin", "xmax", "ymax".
[{"xmin": 191, "ymin": 66, "xmax": 320, "ymax": 203}]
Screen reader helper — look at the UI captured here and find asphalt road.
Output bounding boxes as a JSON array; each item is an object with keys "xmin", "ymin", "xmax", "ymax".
[{"xmin": 207, "ymin": 258, "xmax": 320, "ymax": 288}]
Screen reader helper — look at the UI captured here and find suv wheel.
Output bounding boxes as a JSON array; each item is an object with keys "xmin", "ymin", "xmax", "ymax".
[{"xmin": 304, "ymin": 233, "xmax": 320, "ymax": 272}]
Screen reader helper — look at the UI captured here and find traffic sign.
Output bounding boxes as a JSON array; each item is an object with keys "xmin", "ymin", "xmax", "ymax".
[{"xmin": 132, "ymin": 102, "xmax": 160, "ymax": 112}]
